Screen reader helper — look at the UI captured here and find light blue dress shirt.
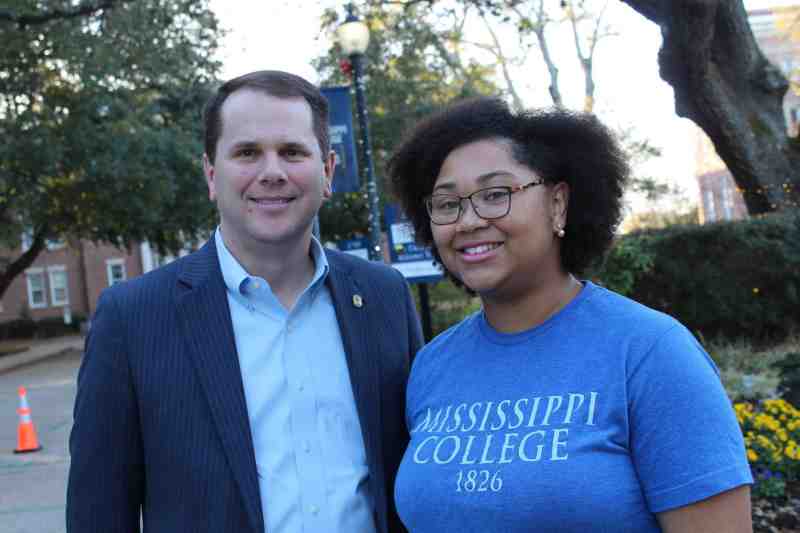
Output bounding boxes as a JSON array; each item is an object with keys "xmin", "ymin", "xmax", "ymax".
[{"xmin": 215, "ymin": 229, "xmax": 376, "ymax": 533}]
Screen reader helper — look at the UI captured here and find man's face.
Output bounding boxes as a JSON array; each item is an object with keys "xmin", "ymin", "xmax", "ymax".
[{"xmin": 204, "ymin": 89, "xmax": 334, "ymax": 254}]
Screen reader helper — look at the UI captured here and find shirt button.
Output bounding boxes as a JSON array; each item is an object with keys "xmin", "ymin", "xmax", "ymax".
[
  {"xmin": 310, "ymin": 505, "xmax": 319, "ymax": 515},
  {"xmin": 304, "ymin": 441, "xmax": 311, "ymax": 453},
  {"xmin": 298, "ymin": 383, "xmax": 305, "ymax": 392}
]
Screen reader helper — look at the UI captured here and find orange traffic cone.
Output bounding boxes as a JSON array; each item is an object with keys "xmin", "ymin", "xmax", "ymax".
[{"xmin": 14, "ymin": 386, "xmax": 42, "ymax": 454}]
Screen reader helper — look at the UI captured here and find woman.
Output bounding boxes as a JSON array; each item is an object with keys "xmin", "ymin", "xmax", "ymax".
[{"xmin": 388, "ymin": 97, "xmax": 752, "ymax": 532}]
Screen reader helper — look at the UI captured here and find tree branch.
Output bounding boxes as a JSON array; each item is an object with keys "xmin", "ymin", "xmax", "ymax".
[
  {"xmin": 0, "ymin": 225, "xmax": 48, "ymax": 301},
  {"xmin": 512, "ymin": 0, "xmax": 563, "ymax": 107},
  {"xmin": 0, "ymin": 0, "xmax": 130, "ymax": 27},
  {"xmin": 478, "ymin": 9, "xmax": 526, "ymax": 111}
]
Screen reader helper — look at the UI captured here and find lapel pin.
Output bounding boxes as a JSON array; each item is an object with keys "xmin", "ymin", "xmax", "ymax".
[{"xmin": 352, "ymin": 294, "xmax": 363, "ymax": 308}]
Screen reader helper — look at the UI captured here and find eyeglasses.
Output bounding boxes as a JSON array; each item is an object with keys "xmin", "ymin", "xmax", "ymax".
[{"xmin": 424, "ymin": 179, "xmax": 544, "ymax": 225}]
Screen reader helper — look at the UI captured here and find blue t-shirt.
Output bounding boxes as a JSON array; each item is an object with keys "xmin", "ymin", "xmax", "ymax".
[{"xmin": 395, "ymin": 282, "xmax": 752, "ymax": 532}]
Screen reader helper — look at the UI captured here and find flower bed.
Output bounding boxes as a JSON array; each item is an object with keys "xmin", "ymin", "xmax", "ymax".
[
  {"xmin": 736, "ymin": 399, "xmax": 800, "ymax": 531},
  {"xmin": 736, "ymin": 399, "xmax": 800, "ymax": 498}
]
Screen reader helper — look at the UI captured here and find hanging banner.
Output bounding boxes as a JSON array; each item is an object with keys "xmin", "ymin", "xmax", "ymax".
[
  {"xmin": 384, "ymin": 203, "xmax": 443, "ymax": 284},
  {"xmin": 321, "ymin": 86, "xmax": 360, "ymax": 193}
]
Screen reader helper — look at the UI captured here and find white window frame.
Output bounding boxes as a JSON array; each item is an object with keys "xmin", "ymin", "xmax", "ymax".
[
  {"xmin": 106, "ymin": 258, "xmax": 127, "ymax": 287},
  {"xmin": 48, "ymin": 265, "xmax": 69, "ymax": 306},
  {"xmin": 25, "ymin": 268, "xmax": 47, "ymax": 309},
  {"xmin": 704, "ymin": 190, "xmax": 717, "ymax": 222},
  {"xmin": 721, "ymin": 181, "xmax": 734, "ymax": 221}
]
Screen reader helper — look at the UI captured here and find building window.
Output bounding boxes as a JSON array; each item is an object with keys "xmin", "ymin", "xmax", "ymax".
[
  {"xmin": 722, "ymin": 180, "xmax": 734, "ymax": 220},
  {"xmin": 106, "ymin": 259, "xmax": 127, "ymax": 286},
  {"xmin": 26, "ymin": 269, "xmax": 47, "ymax": 309},
  {"xmin": 21, "ymin": 229, "xmax": 66, "ymax": 251},
  {"xmin": 704, "ymin": 189, "xmax": 717, "ymax": 222},
  {"xmin": 48, "ymin": 266, "xmax": 69, "ymax": 306}
]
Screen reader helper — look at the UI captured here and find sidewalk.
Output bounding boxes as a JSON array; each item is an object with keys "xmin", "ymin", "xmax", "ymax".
[{"xmin": 0, "ymin": 335, "xmax": 84, "ymax": 375}]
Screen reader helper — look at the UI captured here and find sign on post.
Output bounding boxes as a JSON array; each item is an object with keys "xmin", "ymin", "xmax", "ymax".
[
  {"xmin": 321, "ymin": 86, "xmax": 360, "ymax": 193},
  {"xmin": 384, "ymin": 204, "xmax": 443, "ymax": 284},
  {"xmin": 335, "ymin": 237, "xmax": 370, "ymax": 261}
]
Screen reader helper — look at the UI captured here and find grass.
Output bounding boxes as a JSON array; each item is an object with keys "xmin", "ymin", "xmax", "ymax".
[{"xmin": 705, "ymin": 333, "xmax": 800, "ymax": 401}]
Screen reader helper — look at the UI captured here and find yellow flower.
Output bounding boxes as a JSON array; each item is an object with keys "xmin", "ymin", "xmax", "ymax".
[{"xmin": 748, "ymin": 449, "xmax": 759, "ymax": 462}]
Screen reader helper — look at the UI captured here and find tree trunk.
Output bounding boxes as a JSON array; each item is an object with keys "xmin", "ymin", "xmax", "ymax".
[
  {"xmin": 621, "ymin": 0, "xmax": 800, "ymax": 214},
  {"xmin": 0, "ymin": 228, "xmax": 47, "ymax": 302}
]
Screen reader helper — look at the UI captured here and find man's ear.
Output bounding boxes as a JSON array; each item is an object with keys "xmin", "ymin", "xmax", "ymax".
[
  {"xmin": 322, "ymin": 150, "xmax": 337, "ymax": 199},
  {"xmin": 203, "ymin": 153, "xmax": 217, "ymax": 201}
]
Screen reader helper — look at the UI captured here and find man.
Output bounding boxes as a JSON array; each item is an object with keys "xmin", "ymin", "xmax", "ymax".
[{"xmin": 67, "ymin": 70, "xmax": 423, "ymax": 533}]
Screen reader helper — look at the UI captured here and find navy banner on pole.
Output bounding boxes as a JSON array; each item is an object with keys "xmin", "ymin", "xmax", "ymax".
[{"xmin": 321, "ymin": 86, "xmax": 360, "ymax": 193}]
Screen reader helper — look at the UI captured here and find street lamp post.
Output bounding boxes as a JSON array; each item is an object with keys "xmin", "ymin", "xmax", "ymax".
[{"xmin": 337, "ymin": 4, "xmax": 382, "ymax": 262}]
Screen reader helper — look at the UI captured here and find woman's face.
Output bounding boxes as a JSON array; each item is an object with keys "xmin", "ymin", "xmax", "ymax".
[{"xmin": 430, "ymin": 138, "xmax": 568, "ymax": 300}]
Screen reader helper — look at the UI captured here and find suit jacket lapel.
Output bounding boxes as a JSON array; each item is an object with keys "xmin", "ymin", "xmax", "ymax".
[
  {"xmin": 325, "ymin": 252, "xmax": 385, "ymax": 521},
  {"xmin": 175, "ymin": 239, "xmax": 263, "ymax": 533}
]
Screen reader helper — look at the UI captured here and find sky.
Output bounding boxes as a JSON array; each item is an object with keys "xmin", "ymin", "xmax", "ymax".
[{"xmin": 207, "ymin": 0, "xmax": 797, "ymax": 212}]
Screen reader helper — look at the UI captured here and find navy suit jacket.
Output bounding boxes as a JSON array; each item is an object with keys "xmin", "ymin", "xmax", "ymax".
[{"xmin": 67, "ymin": 237, "xmax": 423, "ymax": 533}]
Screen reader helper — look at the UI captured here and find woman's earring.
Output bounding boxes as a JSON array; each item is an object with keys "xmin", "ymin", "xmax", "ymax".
[{"xmin": 555, "ymin": 226, "xmax": 565, "ymax": 238}]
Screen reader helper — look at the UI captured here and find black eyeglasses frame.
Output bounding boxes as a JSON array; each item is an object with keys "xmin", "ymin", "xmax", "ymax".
[{"xmin": 424, "ymin": 179, "xmax": 545, "ymax": 226}]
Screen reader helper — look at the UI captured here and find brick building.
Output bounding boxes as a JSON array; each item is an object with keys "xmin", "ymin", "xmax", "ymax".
[
  {"xmin": 0, "ymin": 239, "xmax": 175, "ymax": 324},
  {"xmin": 695, "ymin": 5, "xmax": 800, "ymax": 223}
]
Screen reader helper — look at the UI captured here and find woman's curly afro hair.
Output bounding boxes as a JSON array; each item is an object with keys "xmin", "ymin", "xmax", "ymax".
[{"xmin": 388, "ymin": 96, "xmax": 629, "ymax": 277}]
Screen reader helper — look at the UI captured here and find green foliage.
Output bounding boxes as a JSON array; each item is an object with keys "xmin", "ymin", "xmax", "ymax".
[
  {"xmin": 752, "ymin": 473, "xmax": 787, "ymax": 500},
  {"xmin": 593, "ymin": 210, "xmax": 800, "ymax": 342},
  {"xmin": 417, "ymin": 279, "xmax": 481, "ymax": 337},
  {"xmin": 0, "ymin": 313, "xmax": 85, "ymax": 340},
  {"xmin": 319, "ymin": 191, "xmax": 369, "ymax": 242},
  {"xmin": 772, "ymin": 353, "xmax": 800, "ymax": 407},
  {"xmin": 590, "ymin": 235, "xmax": 655, "ymax": 295},
  {"xmin": 706, "ymin": 336, "xmax": 790, "ymax": 401},
  {"xmin": 0, "ymin": 0, "xmax": 222, "ymax": 295}
]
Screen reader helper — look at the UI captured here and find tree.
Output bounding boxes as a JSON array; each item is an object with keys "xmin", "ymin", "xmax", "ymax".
[
  {"xmin": 374, "ymin": 0, "xmax": 673, "ymax": 208},
  {"xmin": 0, "ymin": 0, "xmax": 222, "ymax": 300},
  {"xmin": 620, "ymin": 0, "xmax": 800, "ymax": 214},
  {"xmin": 482, "ymin": 0, "xmax": 614, "ymax": 112}
]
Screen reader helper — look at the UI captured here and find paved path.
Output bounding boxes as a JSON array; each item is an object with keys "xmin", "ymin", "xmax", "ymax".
[{"xmin": 0, "ymin": 340, "xmax": 83, "ymax": 533}]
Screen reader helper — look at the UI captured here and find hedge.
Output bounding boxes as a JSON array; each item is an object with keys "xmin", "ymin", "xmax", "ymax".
[
  {"xmin": 0, "ymin": 314, "xmax": 86, "ymax": 340},
  {"xmin": 591, "ymin": 209, "xmax": 800, "ymax": 343}
]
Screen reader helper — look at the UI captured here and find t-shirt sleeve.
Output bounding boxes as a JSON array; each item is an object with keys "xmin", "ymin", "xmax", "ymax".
[{"xmin": 626, "ymin": 324, "xmax": 753, "ymax": 513}]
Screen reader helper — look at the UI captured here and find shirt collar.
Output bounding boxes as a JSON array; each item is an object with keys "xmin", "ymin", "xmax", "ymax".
[{"xmin": 214, "ymin": 227, "xmax": 329, "ymax": 297}]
